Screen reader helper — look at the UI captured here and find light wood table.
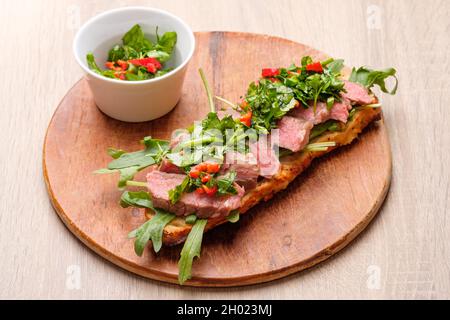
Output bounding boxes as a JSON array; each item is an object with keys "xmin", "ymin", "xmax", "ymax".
[{"xmin": 0, "ymin": 0, "xmax": 448, "ymax": 299}]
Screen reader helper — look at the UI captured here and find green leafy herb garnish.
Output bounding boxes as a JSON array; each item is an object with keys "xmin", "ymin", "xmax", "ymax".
[
  {"xmin": 86, "ymin": 53, "xmax": 102, "ymax": 73},
  {"xmin": 94, "ymin": 136, "xmax": 169, "ymax": 188},
  {"xmin": 178, "ymin": 219, "xmax": 208, "ymax": 285},
  {"xmin": 168, "ymin": 176, "xmax": 190, "ymax": 204},
  {"xmin": 349, "ymin": 67, "xmax": 398, "ymax": 94},
  {"xmin": 245, "ymin": 57, "xmax": 345, "ymax": 134},
  {"xmin": 154, "ymin": 31, "xmax": 177, "ymax": 54},
  {"xmin": 216, "ymin": 171, "xmax": 237, "ymax": 196},
  {"xmin": 120, "ymin": 190, "xmax": 152, "ymax": 208},
  {"xmin": 327, "ymin": 59, "xmax": 344, "ymax": 74},
  {"xmin": 123, "ymin": 191, "xmax": 175, "ymax": 254},
  {"xmin": 128, "ymin": 211, "xmax": 175, "ymax": 255},
  {"xmin": 185, "ymin": 214, "xmax": 197, "ymax": 225},
  {"xmin": 304, "ymin": 141, "xmax": 336, "ymax": 152},
  {"xmin": 309, "ymin": 120, "xmax": 341, "ymax": 140},
  {"xmin": 86, "ymin": 24, "xmax": 177, "ymax": 81},
  {"xmin": 122, "ymin": 24, "xmax": 153, "ymax": 52},
  {"xmin": 227, "ymin": 210, "xmax": 240, "ymax": 223}
]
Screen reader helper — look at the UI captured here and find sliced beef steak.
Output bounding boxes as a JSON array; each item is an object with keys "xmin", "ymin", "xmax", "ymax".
[
  {"xmin": 250, "ymin": 136, "xmax": 280, "ymax": 178},
  {"xmin": 220, "ymin": 151, "xmax": 259, "ymax": 191},
  {"xmin": 277, "ymin": 116, "xmax": 313, "ymax": 152},
  {"xmin": 290, "ymin": 99, "xmax": 352, "ymax": 125},
  {"xmin": 329, "ymin": 98, "xmax": 352, "ymax": 123},
  {"xmin": 146, "ymin": 170, "xmax": 244, "ymax": 218},
  {"xmin": 159, "ymin": 158, "xmax": 183, "ymax": 174},
  {"xmin": 342, "ymin": 80, "xmax": 374, "ymax": 105}
]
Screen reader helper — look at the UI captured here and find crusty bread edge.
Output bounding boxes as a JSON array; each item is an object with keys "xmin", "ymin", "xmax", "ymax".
[{"xmin": 145, "ymin": 106, "xmax": 382, "ymax": 246}]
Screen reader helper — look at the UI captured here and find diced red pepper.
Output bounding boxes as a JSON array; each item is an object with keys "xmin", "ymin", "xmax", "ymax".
[
  {"xmin": 128, "ymin": 57, "xmax": 162, "ymax": 74},
  {"xmin": 201, "ymin": 174, "xmax": 211, "ymax": 183},
  {"xmin": 195, "ymin": 163, "xmax": 207, "ymax": 172},
  {"xmin": 202, "ymin": 185, "xmax": 217, "ymax": 196},
  {"xmin": 145, "ymin": 63, "xmax": 157, "ymax": 73},
  {"xmin": 105, "ymin": 61, "xmax": 123, "ymax": 71},
  {"xmin": 305, "ymin": 62, "xmax": 323, "ymax": 73},
  {"xmin": 189, "ymin": 169, "xmax": 200, "ymax": 179},
  {"xmin": 206, "ymin": 162, "xmax": 220, "ymax": 174},
  {"xmin": 105, "ymin": 61, "xmax": 115, "ymax": 70},
  {"xmin": 239, "ymin": 111, "xmax": 252, "ymax": 127},
  {"xmin": 195, "ymin": 187, "xmax": 205, "ymax": 194},
  {"xmin": 116, "ymin": 60, "xmax": 129, "ymax": 71},
  {"xmin": 191, "ymin": 162, "xmax": 220, "ymax": 176},
  {"xmin": 262, "ymin": 68, "xmax": 280, "ymax": 78},
  {"xmin": 113, "ymin": 72, "xmax": 126, "ymax": 80}
]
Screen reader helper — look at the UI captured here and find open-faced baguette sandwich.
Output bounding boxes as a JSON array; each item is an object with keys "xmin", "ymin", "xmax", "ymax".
[{"xmin": 96, "ymin": 56, "xmax": 397, "ymax": 284}]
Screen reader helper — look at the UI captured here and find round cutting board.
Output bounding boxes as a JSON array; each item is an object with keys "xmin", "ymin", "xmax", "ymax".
[{"xmin": 43, "ymin": 32, "xmax": 391, "ymax": 287}]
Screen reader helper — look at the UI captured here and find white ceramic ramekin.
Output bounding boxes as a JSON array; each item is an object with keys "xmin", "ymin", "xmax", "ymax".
[{"xmin": 73, "ymin": 7, "xmax": 195, "ymax": 122}]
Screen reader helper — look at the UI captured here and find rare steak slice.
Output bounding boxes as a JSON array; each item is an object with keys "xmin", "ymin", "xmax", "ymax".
[{"xmin": 146, "ymin": 170, "xmax": 244, "ymax": 218}]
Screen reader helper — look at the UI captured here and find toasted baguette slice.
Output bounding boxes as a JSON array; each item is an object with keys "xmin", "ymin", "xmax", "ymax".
[{"xmin": 145, "ymin": 106, "xmax": 382, "ymax": 246}]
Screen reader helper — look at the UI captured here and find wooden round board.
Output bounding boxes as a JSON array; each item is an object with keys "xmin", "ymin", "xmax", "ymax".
[{"xmin": 43, "ymin": 32, "xmax": 392, "ymax": 287}]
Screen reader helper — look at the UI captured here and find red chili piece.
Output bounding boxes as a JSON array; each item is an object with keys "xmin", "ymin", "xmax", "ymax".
[
  {"xmin": 305, "ymin": 62, "xmax": 323, "ymax": 73},
  {"xmin": 128, "ymin": 57, "xmax": 162, "ymax": 74},
  {"xmin": 239, "ymin": 111, "xmax": 252, "ymax": 127},
  {"xmin": 261, "ymin": 68, "xmax": 280, "ymax": 78}
]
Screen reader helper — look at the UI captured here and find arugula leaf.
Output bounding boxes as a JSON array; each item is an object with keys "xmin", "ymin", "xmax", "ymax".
[
  {"xmin": 86, "ymin": 53, "xmax": 101, "ymax": 73},
  {"xmin": 122, "ymin": 45, "xmax": 140, "ymax": 59},
  {"xmin": 185, "ymin": 214, "xmax": 197, "ymax": 225},
  {"xmin": 278, "ymin": 148, "xmax": 293, "ymax": 158},
  {"xmin": 128, "ymin": 211, "xmax": 175, "ymax": 255},
  {"xmin": 107, "ymin": 137, "xmax": 168, "ymax": 169},
  {"xmin": 100, "ymin": 70, "xmax": 116, "ymax": 79},
  {"xmin": 122, "ymin": 24, "xmax": 153, "ymax": 52},
  {"xmin": 301, "ymin": 56, "xmax": 313, "ymax": 66},
  {"xmin": 123, "ymin": 191, "xmax": 175, "ymax": 254},
  {"xmin": 199, "ymin": 68, "xmax": 216, "ymax": 113},
  {"xmin": 326, "ymin": 96, "xmax": 335, "ymax": 111},
  {"xmin": 118, "ymin": 166, "xmax": 141, "ymax": 188},
  {"xmin": 93, "ymin": 168, "xmax": 117, "ymax": 174},
  {"xmin": 93, "ymin": 166, "xmax": 140, "ymax": 188},
  {"xmin": 227, "ymin": 210, "xmax": 240, "ymax": 223},
  {"xmin": 168, "ymin": 176, "xmax": 190, "ymax": 204},
  {"xmin": 147, "ymin": 50, "xmax": 171, "ymax": 63},
  {"xmin": 95, "ymin": 137, "xmax": 169, "ymax": 188},
  {"xmin": 216, "ymin": 171, "xmax": 237, "ymax": 196},
  {"xmin": 327, "ymin": 59, "xmax": 344, "ymax": 74},
  {"xmin": 125, "ymin": 68, "xmax": 151, "ymax": 81},
  {"xmin": 349, "ymin": 67, "xmax": 398, "ymax": 94},
  {"xmin": 154, "ymin": 31, "xmax": 177, "ymax": 54},
  {"xmin": 107, "ymin": 147, "xmax": 126, "ymax": 159},
  {"xmin": 155, "ymin": 69, "xmax": 172, "ymax": 77},
  {"xmin": 202, "ymin": 112, "xmax": 235, "ymax": 132},
  {"xmin": 108, "ymin": 151, "xmax": 155, "ymax": 170},
  {"xmin": 348, "ymin": 107, "xmax": 357, "ymax": 121},
  {"xmin": 108, "ymin": 44, "xmax": 125, "ymax": 61},
  {"xmin": 120, "ymin": 191, "xmax": 152, "ymax": 209},
  {"xmin": 178, "ymin": 219, "xmax": 208, "ymax": 285},
  {"xmin": 142, "ymin": 136, "xmax": 170, "ymax": 159},
  {"xmin": 309, "ymin": 120, "xmax": 341, "ymax": 140}
]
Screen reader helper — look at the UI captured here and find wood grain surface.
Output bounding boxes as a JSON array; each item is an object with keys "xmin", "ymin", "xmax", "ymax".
[
  {"xmin": 43, "ymin": 32, "xmax": 391, "ymax": 287},
  {"xmin": 1, "ymin": 0, "xmax": 449, "ymax": 298}
]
